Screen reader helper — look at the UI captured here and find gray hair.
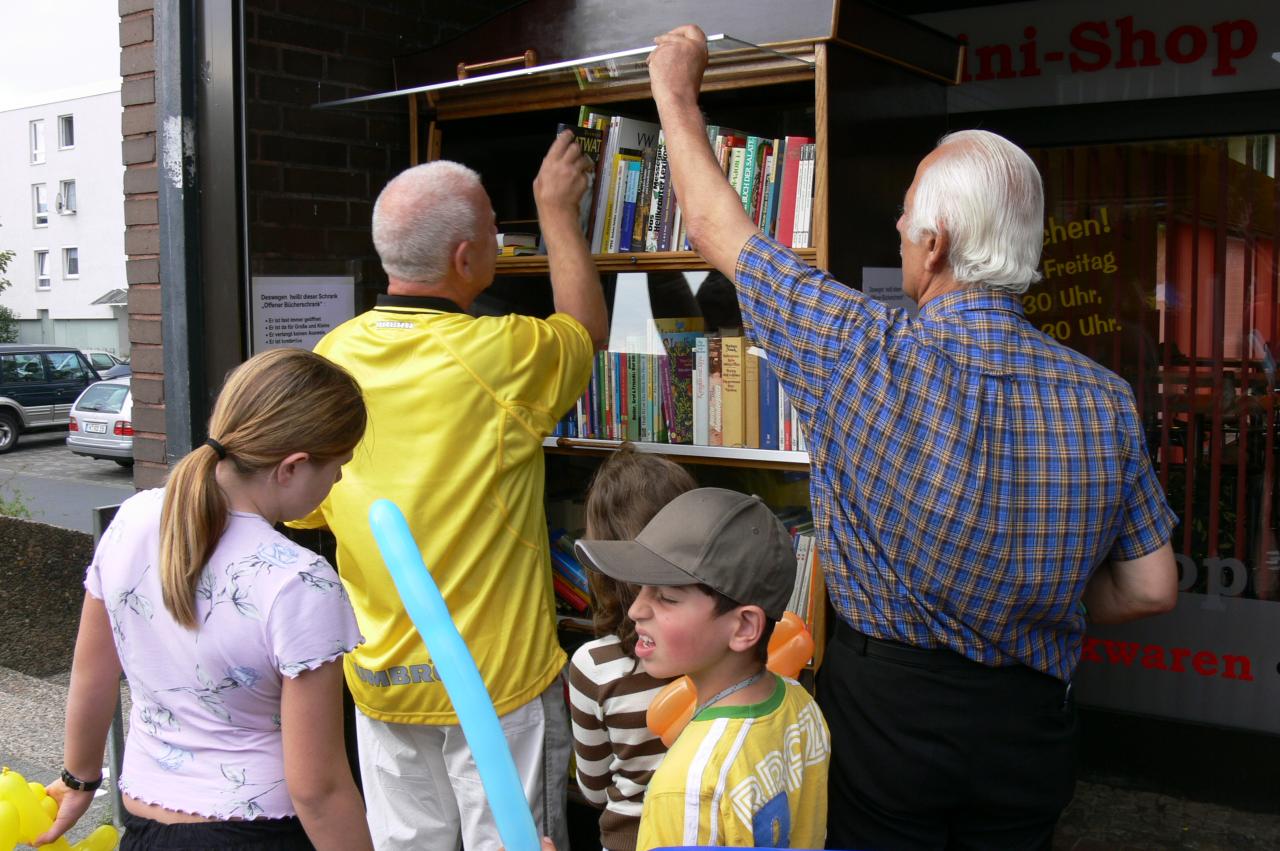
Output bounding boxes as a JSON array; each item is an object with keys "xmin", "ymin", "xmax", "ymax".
[
  {"xmin": 371, "ymin": 160, "xmax": 485, "ymax": 283},
  {"xmin": 906, "ymin": 129, "xmax": 1044, "ymax": 294}
]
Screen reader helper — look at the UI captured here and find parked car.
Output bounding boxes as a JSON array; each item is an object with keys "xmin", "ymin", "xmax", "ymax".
[
  {"xmin": 0, "ymin": 344, "xmax": 101, "ymax": 453},
  {"xmin": 67, "ymin": 378, "xmax": 133, "ymax": 467},
  {"xmin": 82, "ymin": 349, "xmax": 132, "ymax": 380}
]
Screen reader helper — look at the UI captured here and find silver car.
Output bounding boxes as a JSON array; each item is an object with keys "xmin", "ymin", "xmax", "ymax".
[{"xmin": 67, "ymin": 378, "xmax": 134, "ymax": 467}]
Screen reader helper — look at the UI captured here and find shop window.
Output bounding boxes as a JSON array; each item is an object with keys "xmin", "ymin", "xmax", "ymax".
[
  {"xmin": 1029, "ymin": 134, "xmax": 1280, "ymax": 602},
  {"xmin": 63, "ymin": 247, "xmax": 79, "ymax": 278},
  {"xmin": 58, "ymin": 114, "xmax": 74, "ymax": 149},
  {"xmin": 29, "ymin": 119, "xmax": 44, "ymax": 163}
]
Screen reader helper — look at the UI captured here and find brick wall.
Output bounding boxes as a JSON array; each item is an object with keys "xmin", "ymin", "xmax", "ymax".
[
  {"xmin": 246, "ymin": 0, "xmax": 522, "ymax": 294},
  {"xmin": 120, "ymin": 0, "xmax": 520, "ymax": 487},
  {"xmin": 119, "ymin": 0, "xmax": 163, "ymax": 488}
]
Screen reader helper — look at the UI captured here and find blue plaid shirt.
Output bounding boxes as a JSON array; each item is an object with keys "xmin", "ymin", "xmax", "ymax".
[{"xmin": 736, "ymin": 235, "xmax": 1176, "ymax": 680}]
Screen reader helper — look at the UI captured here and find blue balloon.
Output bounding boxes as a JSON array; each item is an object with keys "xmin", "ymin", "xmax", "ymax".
[{"xmin": 369, "ymin": 499, "xmax": 540, "ymax": 851}]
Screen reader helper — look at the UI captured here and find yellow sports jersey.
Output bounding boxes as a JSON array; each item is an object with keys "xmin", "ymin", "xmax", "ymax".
[
  {"xmin": 292, "ymin": 299, "xmax": 593, "ymax": 724},
  {"xmin": 637, "ymin": 676, "xmax": 830, "ymax": 850}
]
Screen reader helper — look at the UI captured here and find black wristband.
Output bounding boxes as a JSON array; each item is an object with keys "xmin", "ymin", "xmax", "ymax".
[{"xmin": 61, "ymin": 768, "xmax": 103, "ymax": 792}]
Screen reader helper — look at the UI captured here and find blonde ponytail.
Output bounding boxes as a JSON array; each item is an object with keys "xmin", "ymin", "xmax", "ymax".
[{"xmin": 159, "ymin": 445, "xmax": 229, "ymax": 628}]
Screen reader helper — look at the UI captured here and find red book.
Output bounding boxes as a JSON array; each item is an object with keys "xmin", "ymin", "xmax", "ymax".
[
  {"xmin": 775, "ymin": 136, "xmax": 813, "ymax": 247},
  {"xmin": 553, "ymin": 575, "xmax": 590, "ymax": 612}
]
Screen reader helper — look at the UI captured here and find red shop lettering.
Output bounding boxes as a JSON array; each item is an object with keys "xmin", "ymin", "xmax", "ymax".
[
  {"xmin": 1080, "ymin": 637, "xmax": 1254, "ymax": 681},
  {"xmin": 958, "ymin": 16, "xmax": 1258, "ymax": 81}
]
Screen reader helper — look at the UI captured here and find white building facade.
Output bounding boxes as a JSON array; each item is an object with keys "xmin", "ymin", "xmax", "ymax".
[{"xmin": 0, "ymin": 82, "xmax": 127, "ymax": 355}]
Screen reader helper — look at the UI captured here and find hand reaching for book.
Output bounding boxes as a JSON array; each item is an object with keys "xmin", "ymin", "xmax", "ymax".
[
  {"xmin": 534, "ymin": 131, "xmax": 592, "ymax": 220},
  {"xmin": 648, "ymin": 24, "xmax": 709, "ymax": 107}
]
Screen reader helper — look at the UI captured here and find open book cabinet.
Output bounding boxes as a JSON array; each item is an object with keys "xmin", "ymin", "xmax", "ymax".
[{"xmin": 317, "ymin": 0, "xmax": 961, "ymax": 676}]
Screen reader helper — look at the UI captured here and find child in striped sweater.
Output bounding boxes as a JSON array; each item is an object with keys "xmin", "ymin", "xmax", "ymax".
[{"xmin": 566, "ymin": 446, "xmax": 696, "ymax": 851}]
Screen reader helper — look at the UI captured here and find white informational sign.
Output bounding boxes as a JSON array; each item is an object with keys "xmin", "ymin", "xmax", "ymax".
[
  {"xmin": 861, "ymin": 266, "xmax": 917, "ymax": 319},
  {"xmin": 251, "ymin": 276, "xmax": 355, "ymax": 352}
]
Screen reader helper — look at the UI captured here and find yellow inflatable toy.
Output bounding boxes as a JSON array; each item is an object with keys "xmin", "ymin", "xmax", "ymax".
[{"xmin": 0, "ymin": 768, "xmax": 119, "ymax": 850}]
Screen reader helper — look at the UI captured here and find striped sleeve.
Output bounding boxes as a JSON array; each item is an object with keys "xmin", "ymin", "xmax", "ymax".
[{"xmin": 568, "ymin": 643, "xmax": 612, "ymax": 807}]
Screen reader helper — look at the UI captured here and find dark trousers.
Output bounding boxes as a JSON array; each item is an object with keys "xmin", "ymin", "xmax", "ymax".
[
  {"xmin": 817, "ymin": 621, "xmax": 1078, "ymax": 851},
  {"xmin": 121, "ymin": 812, "xmax": 314, "ymax": 850}
]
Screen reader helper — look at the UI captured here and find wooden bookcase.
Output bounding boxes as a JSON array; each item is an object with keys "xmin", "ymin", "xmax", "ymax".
[{"xmin": 317, "ymin": 0, "xmax": 959, "ymax": 662}]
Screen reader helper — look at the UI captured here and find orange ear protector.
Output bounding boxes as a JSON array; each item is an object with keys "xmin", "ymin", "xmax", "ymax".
[{"xmin": 645, "ymin": 612, "xmax": 814, "ymax": 747}]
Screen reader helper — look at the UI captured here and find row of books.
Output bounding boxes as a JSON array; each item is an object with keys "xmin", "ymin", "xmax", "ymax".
[
  {"xmin": 552, "ymin": 330, "xmax": 807, "ymax": 452},
  {"xmin": 567, "ymin": 108, "xmax": 816, "ymax": 255},
  {"xmin": 549, "ymin": 527, "xmax": 592, "ymax": 614}
]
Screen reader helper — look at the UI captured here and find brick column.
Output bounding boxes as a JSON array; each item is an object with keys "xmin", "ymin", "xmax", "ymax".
[{"xmin": 120, "ymin": 0, "xmax": 164, "ymax": 489}]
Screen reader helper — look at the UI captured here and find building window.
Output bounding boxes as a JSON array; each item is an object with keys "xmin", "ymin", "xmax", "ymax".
[
  {"xmin": 58, "ymin": 114, "xmax": 75, "ymax": 149},
  {"xmin": 63, "ymin": 247, "xmax": 79, "ymax": 278},
  {"xmin": 35, "ymin": 251, "xmax": 50, "ymax": 290},
  {"xmin": 33, "ymin": 184, "xmax": 48, "ymax": 226},
  {"xmin": 58, "ymin": 179, "xmax": 77, "ymax": 214},
  {"xmin": 29, "ymin": 119, "xmax": 45, "ymax": 163}
]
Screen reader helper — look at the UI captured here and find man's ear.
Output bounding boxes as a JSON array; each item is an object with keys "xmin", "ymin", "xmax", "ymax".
[
  {"xmin": 453, "ymin": 239, "xmax": 474, "ymax": 281},
  {"xmin": 274, "ymin": 451, "xmax": 311, "ymax": 485},
  {"xmin": 923, "ymin": 225, "xmax": 950, "ymax": 273},
  {"xmin": 727, "ymin": 605, "xmax": 767, "ymax": 654}
]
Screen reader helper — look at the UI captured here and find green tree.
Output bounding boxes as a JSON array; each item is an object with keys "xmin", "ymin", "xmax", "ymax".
[{"xmin": 0, "ymin": 249, "xmax": 18, "ymax": 343}]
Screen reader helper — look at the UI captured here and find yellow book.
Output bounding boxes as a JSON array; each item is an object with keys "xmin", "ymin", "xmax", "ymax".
[
  {"xmin": 744, "ymin": 344, "xmax": 761, "ymax": 449},
  {"xmin": 720, "ymin": 336, "xmax": 745, "ymax": 448}
]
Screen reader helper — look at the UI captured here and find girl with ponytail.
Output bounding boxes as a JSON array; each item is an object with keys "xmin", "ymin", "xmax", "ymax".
[{"xmin": 39, "ymin": 348, "xmax": 375, "ymax": 850}]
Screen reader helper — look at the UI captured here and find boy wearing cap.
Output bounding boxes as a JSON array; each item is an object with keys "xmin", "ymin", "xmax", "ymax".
[{"xmin": 575, "ymin": 487, "xmax": 830, "ymax": 850}]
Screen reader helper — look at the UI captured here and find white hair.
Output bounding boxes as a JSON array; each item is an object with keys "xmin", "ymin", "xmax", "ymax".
[
  {"xmin": 906, "ymin": 129, "xmax": 1044, "ymax": 294},
  {"xmin": 371, "ymin": 160, "xmax": 485, "ymax": 283}
]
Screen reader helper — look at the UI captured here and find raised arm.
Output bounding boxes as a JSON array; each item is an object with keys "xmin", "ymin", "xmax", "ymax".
[
  {"xmin": 34, "ymin": 594, "xmax": 123, "ymax": 845},
  {"xmin": 535, "ymin": 131, "xmax": 609, "ymax": 348},
  {"xmin": 648, "ymin": 25, "xmax": 759, "ymax": 280},
  {"xmin": 1082, "ymin": 541, "xmax": 1178, "ymax": 624}
]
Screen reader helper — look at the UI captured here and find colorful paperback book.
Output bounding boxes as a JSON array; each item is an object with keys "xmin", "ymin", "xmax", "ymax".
[
  {"xmin": 693, "ymin": 336, "xmax": 710, "ymax": 445},
  {"xmin": 659, "ymin": 330, "xmax": 701, "ymax": 445},
  {"xmin": 556, "ymin": 123, "xmax": 604, "ymax": 239}
]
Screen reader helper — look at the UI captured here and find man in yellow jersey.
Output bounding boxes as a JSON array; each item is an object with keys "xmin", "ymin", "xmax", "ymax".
[
  {"xmin": 292, "ymin": 132, "xmax": 607, "ymax": 851},
  {"xmin": 576, "ymin": 488, "xmax": 830, "ymax": 850}
]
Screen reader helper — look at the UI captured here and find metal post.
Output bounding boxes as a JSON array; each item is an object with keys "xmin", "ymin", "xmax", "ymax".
[{"xmin": 92, "ymin": 505, "xmax": 124, "ymax": 830}]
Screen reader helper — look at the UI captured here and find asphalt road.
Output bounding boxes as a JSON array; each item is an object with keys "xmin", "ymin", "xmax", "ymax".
[{"xmin": 0, "ymin": 430, "xmax": 135, "ymax": 533}]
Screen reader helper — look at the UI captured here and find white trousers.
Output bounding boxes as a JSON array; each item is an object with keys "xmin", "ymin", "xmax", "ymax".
[{"xmin": 356, "ymin": 677, "xmax": 571, "ymax": 851}]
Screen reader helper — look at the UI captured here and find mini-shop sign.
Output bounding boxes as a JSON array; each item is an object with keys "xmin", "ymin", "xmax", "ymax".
[{"xmin": 914, "ymin": 0, "xmax": 1276, "ymax": 112}]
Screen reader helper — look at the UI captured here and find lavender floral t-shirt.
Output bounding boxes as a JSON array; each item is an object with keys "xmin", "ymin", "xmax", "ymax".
[{"xmin": 85, "ymin": 488, "xmax": 363, "ymax": 819}]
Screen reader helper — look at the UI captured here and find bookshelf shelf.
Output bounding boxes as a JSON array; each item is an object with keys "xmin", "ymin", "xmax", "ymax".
[
  {"xmin": 543, "ymin": 436, "xmax": 809, "ymax": 471},
  {"xmin": 497, "ymin": 248, "xmax": 818, "ymax": 276}
]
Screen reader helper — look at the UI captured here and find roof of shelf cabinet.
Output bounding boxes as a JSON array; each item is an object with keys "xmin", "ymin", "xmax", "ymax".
[{"xmin": 314, "ymin": 0, "xmax": 960, "ymax": 111}]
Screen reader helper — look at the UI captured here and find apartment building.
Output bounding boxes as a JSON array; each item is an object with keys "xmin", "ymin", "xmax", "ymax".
[{"xmin": 0, "ymin": 81, "xmax": 127, "ymax": 355}]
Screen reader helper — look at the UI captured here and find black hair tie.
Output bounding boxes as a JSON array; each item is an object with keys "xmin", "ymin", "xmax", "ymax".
[{"xmin": 205, "ymin": 437, "xmax": 228, "ymax": 460}]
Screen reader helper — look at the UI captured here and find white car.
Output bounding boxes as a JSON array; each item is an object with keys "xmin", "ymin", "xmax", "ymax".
[{"xmin": 67, "ymin": 378, "xmax": 133, "ymax": 467}]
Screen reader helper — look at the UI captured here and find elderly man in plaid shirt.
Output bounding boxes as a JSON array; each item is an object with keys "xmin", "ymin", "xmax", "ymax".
[{"xmin": 647, "ymin": 25, "xmax": 1179, "ymax": 850}]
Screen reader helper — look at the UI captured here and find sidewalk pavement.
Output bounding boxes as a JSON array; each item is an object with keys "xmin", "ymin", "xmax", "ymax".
[{"xmin": 4, "ymin": 662, "xmax": 1279, "ymax": 850}]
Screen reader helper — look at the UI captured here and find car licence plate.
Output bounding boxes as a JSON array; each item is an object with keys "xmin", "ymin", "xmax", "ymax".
[{"xmin": 84, "ymin": 422, "xmax": 108, "ymax": 434}]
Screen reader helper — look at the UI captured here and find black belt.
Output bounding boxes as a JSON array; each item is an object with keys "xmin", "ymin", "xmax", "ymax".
[{"xmin": 834, "ymin": 619, "xmax": 982, "ymax": 670}]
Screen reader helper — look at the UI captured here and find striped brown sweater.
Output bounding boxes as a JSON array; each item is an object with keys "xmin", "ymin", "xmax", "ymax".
[{"xmin": 567, "ymin": 635, "xmax": 671, "ymax": 851}]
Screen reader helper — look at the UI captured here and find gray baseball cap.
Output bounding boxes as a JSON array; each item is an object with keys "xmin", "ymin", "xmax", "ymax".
[{"xmin": 574, "ymin": 487, "xmax": 796, "ymax": 621}]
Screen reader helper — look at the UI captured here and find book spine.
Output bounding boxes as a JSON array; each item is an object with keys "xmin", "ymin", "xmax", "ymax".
[
  {"xmin": 645, "ymin": 134, "xmax": 668, "ymax": 252},
  {"xmin": 618, "ymin": 160, "xmax": 641, "ymax": 252},
  {"xmin": 775, "ymin": 136, "xmax": 807, "ymax": 247},
  {"xmin": 693, "ymin": 336, "xmax": 709, "ymax": 446},
  {"xmin": 708, "ymin": 336, "xmax": 723, "ymax": 447},
  {"xmin": 720, "ymin": 336, "xmax": 745, "ymax": 448},
  {"xmin": 744, "ymin": 344, "xmax": 761, "ymax": 449},
  {"xmin": 759, "ymin": 358, "xmax": 779, "ymax": 450},
  {"xmin": 740, "ymin": 136, "xmax": 760, "ymax": 217},
  {"xmin": 632, "ymin": 147, "xmax": 656, "ymax": 252},
  {"xmin": 552, "ymin": 574, "xmax": 590, "ymax": 612}
]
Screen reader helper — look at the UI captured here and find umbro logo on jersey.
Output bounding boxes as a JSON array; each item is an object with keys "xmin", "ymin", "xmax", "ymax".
[{"xmin": 375, "ymin": 320, "xmax": 415, "ymax": 329}]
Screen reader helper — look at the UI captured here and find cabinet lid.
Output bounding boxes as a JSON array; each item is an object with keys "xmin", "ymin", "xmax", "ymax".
[{"xmin": 315, "ymin": 34, "xmax": 812, "ymax": 110}]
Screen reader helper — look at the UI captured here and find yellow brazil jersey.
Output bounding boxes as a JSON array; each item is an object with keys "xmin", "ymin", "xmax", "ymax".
[
  {"xmin": 292, "ymin": 298, "xmax": 593, "ymax": 724},
  {"xmin": 637, "ymin": 676, "xmax": 830, "ymax": 850}
]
